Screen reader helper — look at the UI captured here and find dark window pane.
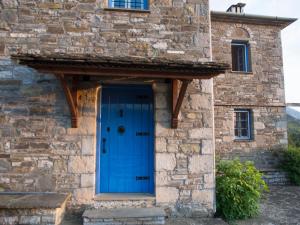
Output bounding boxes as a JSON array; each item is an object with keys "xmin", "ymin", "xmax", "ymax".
[
  {"xmin": 232, "ymin": 45, "xmax": 238, "ymax": 71},
  {"xmin": 241, "ymin": 121, "xmax": 248, "ymax": 129},
  {"xmin": 235, "ymin": 119, "xmax": 240, "ymax": 129},
  {"xmin": 235, "ymin": 129, "xmax": 239, "ymax": 137},
  {"xmin": 240, "ymin": 111, "xmax": 247, "ymax": 120},
  {"xmin": 237, "ymin": 46, "xmax": 245, "ymax": 71},
  {"xmin": 241, "ymin": 128, "xmax": 248, "ymax": 137},
  {"xmin": 113, "ymin": 0, "xmax": 125, "ymax": 7}
]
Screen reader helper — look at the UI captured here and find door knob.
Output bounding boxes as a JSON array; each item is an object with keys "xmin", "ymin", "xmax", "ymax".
[{"xmin": 118, "ymin": 126, "xmax": 125, "ymax": 135}]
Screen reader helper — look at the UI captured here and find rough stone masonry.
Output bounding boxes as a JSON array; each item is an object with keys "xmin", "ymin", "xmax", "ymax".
[
  {"xmin": 0, "ymin": 0, "xmax": 216, "ymax": 217},
  {"xmin": 211, "ymin": 12, "xmax": 290, "ymax": 184}
]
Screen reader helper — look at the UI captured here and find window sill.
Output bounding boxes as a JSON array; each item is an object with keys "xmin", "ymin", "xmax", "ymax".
[
  {"xmin": 103, "ymin": 7, "xmax": 150, "ymax": 13},
  {"xmin": 230, "ymin": 71, "xmax": 253, "ymax": 75},
  {"xmin": 234, "ymin": 139, "xmax": 254, "ymax": 142},
  {"xmin": 94, "ymin": 193, "xmax": 155, "ymax": 201}
]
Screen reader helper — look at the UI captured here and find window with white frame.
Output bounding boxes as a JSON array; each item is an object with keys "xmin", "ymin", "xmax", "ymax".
[
  {"xmin": 231, "ymin": 41, "xmax": 251, "ymax": 72},
  {"xmin": 109, "ymin": 0, "xmax": 148, "ymax": 10},
  {"xmin": 234, "ymin": 109, "xmax": 252, "ymax": 140}
]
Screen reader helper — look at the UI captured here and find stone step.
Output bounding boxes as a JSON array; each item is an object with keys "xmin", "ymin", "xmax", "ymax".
[
  {"xmin": 83, "ymin": 207, "xmax": 166, "ymax": 225},
  {"xmin": 0, "ymin": 192, "xmax": 71, "ymax": 225}
]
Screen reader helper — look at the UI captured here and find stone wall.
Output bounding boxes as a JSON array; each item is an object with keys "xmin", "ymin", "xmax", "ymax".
[
  {"xmin": 0, "ymin": 0, "xmax": 211, "ymax": 61},
  {"xmin": 0, "ymin": 208, "xmax": 64, "ymax": 225},
  {"xmin": 211, "ymin": 18, "xmax": 288, "ymax": 172},
  {"xmin": 214, "ymin": 106, "xmax": 287, "ymax": 169},
  {"xmin": 263, "ymin": 171, "xmax": 289, "ymax": 185},
  {"xmin": 0, "ymin": 58, "xmax": 215, "ymax": 216},
  {"xmin": 154, "ymin": 80, "xmax": 215, "ymax": 217},
  {"xmin": 0, "ymin": 0, "xmax": 216, "ymax": 217},
  {"xmin": 212, "ymin": 22, "xmax": 285, "ymax": 106}
]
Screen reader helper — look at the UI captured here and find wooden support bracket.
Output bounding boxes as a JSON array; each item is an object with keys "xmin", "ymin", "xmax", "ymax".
[
  {"xmin": 56, "ymin": 75, "xmax": 189, "ymax": 129},
  {"xmin": 171, "ymin": 79, "xmax": 191, "ymax": 129},
  {"xmin": 56, "ymin": 74, "xmax": 78, "ymax": 128}
]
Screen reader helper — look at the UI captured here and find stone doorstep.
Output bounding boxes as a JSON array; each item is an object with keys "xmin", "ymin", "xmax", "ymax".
[
  {"xmin": 83, "ymin": 208, "xmax": 166, "ymax": 225},
  {"xmin": 94, "ymin": 193, "xmax": 155, "ymax": 201}
]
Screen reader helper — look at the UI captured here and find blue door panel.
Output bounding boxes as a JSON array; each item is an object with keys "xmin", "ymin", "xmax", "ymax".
[{"xmin": 97, "ymin": 86, "xmax": 154, "ymax": 194}]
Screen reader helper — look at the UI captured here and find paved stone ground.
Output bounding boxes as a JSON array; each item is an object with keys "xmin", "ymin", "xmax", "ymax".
[
  {"xmin": 165, "ymin": 218, "xmax": 227, "ymax": 225},
  {"xmin": 236, "ymin": 186, "xmax": 300, "ymax": 225},
  {"xmin": 62, "ymin": 216, "xmax": 227, "ymax": 225},
  {"xmin": 62, "ymin": 186, "xmax": 300, "ymax": 225}
]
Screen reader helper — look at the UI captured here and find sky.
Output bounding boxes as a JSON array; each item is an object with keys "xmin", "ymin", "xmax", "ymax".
[{"xmin": 210, "ymin": 0, "xmax": 300, "ymax": 107}]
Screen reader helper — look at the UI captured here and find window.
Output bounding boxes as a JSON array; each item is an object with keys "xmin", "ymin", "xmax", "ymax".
[
  {"xmin": 234, "ymin": 109, "xmax": 252, "ymax": 140},
  {"xmin": 231, "ymin": 41, "xmax": 251, "ymax": 72},
  {"xmin": 109, "ymin": 0, "xmax": 149, "ymax": 10}
]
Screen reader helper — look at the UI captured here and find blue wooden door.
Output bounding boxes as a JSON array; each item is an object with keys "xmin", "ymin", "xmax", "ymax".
[{"xmin": 97, "ymin": 85, "xmax": 154, "ymax": 194}]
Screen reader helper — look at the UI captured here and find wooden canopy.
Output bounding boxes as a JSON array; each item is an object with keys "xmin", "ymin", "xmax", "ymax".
[{"xmin": 13, "ymin": 54, "xmax": 229, "ymax": 128}]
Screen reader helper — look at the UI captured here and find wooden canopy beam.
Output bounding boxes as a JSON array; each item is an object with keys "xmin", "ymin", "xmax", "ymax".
[
  {"xmin": 28, "ymin": 65, "xmax": 220, "ymax": 80},
  {"xmin": 56, "ymin": 74, "xmax": 78, "ymax": 128},
  {"xmin": 13, "ymin": 55, "xmax": 230, "ymax": 81},
  {"xmin": 171, "ymin": 79, "xmax": 191, "ymax": 128},
  {"xmin": 13, "ymin": 55, "xmax": 230, "ymax": 129}
]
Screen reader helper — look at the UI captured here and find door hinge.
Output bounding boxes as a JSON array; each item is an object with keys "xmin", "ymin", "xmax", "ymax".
[
  {"xmin": 136, "ymin": 176, "xmax": 150, "ymax": 181},
  {"xmin": 136, "ymin": 95, "xmax": 149, "ymax": 99},
  {"xmin": 136, "ymin": 132, "xmax": 150, "ymax": 136}
]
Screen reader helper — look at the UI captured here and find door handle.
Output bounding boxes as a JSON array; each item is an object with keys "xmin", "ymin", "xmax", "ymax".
[{"xmin": 102, "ymin": 138, "xmax": 107, "ymax": 154}]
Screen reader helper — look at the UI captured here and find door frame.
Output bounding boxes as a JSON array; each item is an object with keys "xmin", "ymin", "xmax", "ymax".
[{"xmin": 95, "ymin": 84, "xmax": 155, "ymax": 195}]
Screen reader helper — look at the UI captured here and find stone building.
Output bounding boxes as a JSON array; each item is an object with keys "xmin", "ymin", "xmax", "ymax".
[
  {"xmin": 211, "ymin": 6, "xmax": 296, "ymax": 184},
  {"xmin": 0, "ymin": 0, "xmax": 296, "ymax": 224}
]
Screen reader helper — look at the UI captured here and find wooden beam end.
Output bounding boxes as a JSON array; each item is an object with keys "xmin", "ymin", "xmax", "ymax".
[
  {"xmin": 171, "ymin": 117, "xmax": 178, "ymax": 129},
  {"xmin": 71, "ymin": 117, "xmax": 78, "ymax": 128}
]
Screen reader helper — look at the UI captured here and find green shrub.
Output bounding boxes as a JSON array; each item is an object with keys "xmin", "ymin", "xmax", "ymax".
[
  {"xmin": 288, "ymin": 118, "xmax": 300, "ymax": 148},
  {"xmin": 216, "ymin": 159, "xmax": 268, "ymax": 221},
  {"xmin": 282, "ymin": 146, "xmax": 300, "ymax": 185}
]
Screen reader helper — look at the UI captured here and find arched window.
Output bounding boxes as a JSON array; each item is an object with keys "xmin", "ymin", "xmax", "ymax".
[{"xmin": 109, "ymin": 0, "xmax": 149, "ymax": 10}]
